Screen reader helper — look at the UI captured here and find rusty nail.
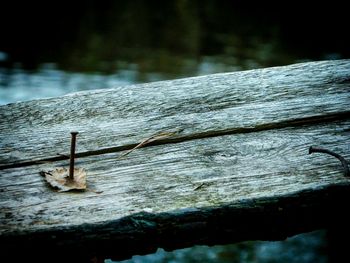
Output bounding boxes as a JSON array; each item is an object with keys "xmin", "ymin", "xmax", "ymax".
[
  {"xmin": 309, "ymin": 146, "xmax": 349, "ymax": 177},
  {"xmin": 69, "ymin": 132, "xmax": 79, "ymax": 180}
]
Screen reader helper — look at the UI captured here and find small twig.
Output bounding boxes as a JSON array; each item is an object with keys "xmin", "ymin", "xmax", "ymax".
[
  {"xmin": 309, "ymin": 146, "xmax": 349, "ymax": 177},
  {"xmin": 117, "ymin": 131, "xmax": 178, "ymax": 159}
]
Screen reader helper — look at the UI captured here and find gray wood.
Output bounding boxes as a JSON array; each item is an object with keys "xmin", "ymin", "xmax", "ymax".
[
  {"xmin": 0, "ymin": 60, "xmax": 349, "ymax": 167},
  {"xmin": 1, "ymin": 121, "xmax": 350, "ymax": 260},
  {"xmin": 1, "ymin": 120, "xmax": 350, "ymax": 232},
  {"xmin": 0, "ymin": 60, "xmax": 350, "ymax": 261}
]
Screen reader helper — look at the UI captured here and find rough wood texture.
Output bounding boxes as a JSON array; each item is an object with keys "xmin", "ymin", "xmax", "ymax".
[
  {"xmin": 1, "ymin": 60, "xmax": 349, "ymax": 167},
  {"xmin": 0, "ymin": 60, "xmax": 350, "ymax": 261}
]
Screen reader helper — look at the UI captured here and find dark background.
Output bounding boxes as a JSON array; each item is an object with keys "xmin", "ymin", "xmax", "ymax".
[{"xmin": 1, "ymin": 0, "xmax": 349, "ymax": 73}]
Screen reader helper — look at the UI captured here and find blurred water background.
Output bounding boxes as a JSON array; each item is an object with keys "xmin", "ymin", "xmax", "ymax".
[{"xmin": 1, "ymin": 1, "xmax": 349, "ymax": 262}]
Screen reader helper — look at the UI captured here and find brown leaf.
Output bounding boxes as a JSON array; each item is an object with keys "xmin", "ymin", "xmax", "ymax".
[{"xmin": 40, "ymin": 167, "xmax": 87, "ymax": 192}]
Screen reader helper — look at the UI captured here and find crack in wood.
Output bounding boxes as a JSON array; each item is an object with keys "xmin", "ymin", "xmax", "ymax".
[{"xmin": 1, "ymin": 110, "xmax": 349, "ymax": 170}]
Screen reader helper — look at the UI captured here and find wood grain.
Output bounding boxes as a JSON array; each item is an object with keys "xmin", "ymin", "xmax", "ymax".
[
  {"xmin": 1, "ymin": 120, "xmax": 350, "ymax": 260},
  {"xmin": 1, "ymin": 120, "xmax": 349, "ymax": 234},
  {"xmin": 0, "ymin": 60, "xmax": 349, "ymax": 167},
  {"xmin": 0, "ymin": 60, "xmax": 349, "ymax": 260}
]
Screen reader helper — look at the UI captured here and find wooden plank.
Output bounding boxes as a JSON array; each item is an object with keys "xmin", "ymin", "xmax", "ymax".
[
  {"xmin": 1, "ymin": 60, "xmax": 350, "ymax": 261},
  {"xmin": 0, "ymin": 60, "xmax": 349, "ymax": 167},
  {"xmin": 1, "ymin": 120, "xmax": 350, "ymax": 260},
  {"xmin": 1, "ymin": 120, "xmax": 349, "ymax": 231}
]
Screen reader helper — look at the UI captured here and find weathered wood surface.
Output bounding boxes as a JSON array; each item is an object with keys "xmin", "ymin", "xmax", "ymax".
[
  {"xmin": 0, "ymin": 60, "xmax": 350, "ymax": 261},
  {"xmin": 1, "ymin": 60, "xmax": 349, "ymax": 168}
]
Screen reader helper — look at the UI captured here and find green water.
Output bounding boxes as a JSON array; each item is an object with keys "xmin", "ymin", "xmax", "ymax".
[{"xmin": 0, "ymin": 1, "xmax": 348, "ymax": 262}]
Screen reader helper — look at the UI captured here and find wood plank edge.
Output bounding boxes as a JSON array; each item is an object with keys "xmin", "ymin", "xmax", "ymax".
[{"xmin": 1, "ymin": 182, "xmax": 350, "ymax": 262}]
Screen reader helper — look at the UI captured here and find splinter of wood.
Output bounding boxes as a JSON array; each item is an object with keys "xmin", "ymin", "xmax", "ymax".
[
  {"xmin": 69, "ymin": 132, "xmax": 79, "ymax": 180},
  {"xmin": 309, "ymin": 146, "xmax": 349, "ymax": 177}
]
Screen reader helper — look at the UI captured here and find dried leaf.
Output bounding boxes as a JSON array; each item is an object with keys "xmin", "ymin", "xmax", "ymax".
[{"xmin": 40, "ymin": 167, "xmax": 87, "ymax": 192}]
